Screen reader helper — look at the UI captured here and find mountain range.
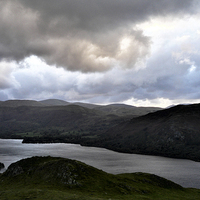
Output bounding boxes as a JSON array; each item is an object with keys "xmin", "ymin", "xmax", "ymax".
[
  {"xmin": 1, "ymin": 99, "xmax": 200, "ymax": 161},
  {"xmin": 0, "ymin": 99, "xmax": 161, "ymax": 140},
  {"xmin": 0, "ymin": 99, "xmax": 161, "ymax": 116}
]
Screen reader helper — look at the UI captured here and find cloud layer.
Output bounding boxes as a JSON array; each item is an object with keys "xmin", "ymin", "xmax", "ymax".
[
  {"xmin": 0, "ymin": 0, "xmax": 197, "ymax": 72},
  {"xmin": 0, "ymin": 0, "xmax": 200, "ymax": 107}
]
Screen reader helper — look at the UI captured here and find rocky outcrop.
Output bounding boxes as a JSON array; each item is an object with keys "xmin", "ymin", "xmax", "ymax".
[{"xmin": 3, "ymin": 156, "xmax": 94, "ymax": 187}]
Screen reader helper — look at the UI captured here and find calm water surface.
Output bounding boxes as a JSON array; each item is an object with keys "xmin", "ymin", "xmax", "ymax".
[{"xmin": 0, "ymin": 139, "xmax": 200, "ymax": 188}]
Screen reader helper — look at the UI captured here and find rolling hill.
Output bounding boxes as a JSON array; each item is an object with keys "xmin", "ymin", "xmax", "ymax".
[
  {"xmin": 0, "ymin": 104, "xmax": 124, "ymax": 139},
  {"xmin": 0, "ymin": 156, "xmax": 199, "ymax": 200},
  {"xmin": 0, "ymin": 99, "xmax": 162, "ymax": 116},
  {"xmin": 39, "ymin": 99, "xmax": 70, "ymax": 106},
  {"xmin": 0, "ymin": 99, "xmax": 161, "ymax": 140}
]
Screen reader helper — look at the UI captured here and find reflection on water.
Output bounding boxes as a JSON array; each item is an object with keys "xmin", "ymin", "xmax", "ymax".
[{"xmin": 0, "ymin": 139, "xmax": 200, "ymax": 188}]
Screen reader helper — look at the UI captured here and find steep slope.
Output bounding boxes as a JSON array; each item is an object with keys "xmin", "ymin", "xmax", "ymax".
[
  {"xmin": 1, "ymin": 156, "xmax": 199, "ymax": 200},
  {"xmin": 91, "ymin": 103, "xmax": 200, "ymax": 161}
]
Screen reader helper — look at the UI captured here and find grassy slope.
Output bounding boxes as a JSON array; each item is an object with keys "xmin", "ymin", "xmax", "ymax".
[{"xmin": 0, "ymin": 156, "xmax": 199, "ymax": 200}]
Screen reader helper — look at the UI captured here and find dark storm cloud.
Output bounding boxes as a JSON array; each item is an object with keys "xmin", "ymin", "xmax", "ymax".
[
  {"xmin": 0, "ymin": 0, "xmax": 196, "ymax": 72},
  {"xmin": 19, "ymin": 0, "xmax": 194, "ymax": 31}
]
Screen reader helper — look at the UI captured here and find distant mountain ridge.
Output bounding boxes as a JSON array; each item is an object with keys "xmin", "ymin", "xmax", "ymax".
[
  {"xmin": 0, "ymin": 99, "xmax": 70, "ymax": 107},
  {"xmin": 40, "ymin": 99, "xmax": 70, "ymax": 106},
  {"xmin": 0, "ymin": 99, "xmax": 162, "ymax": 117},
  {"xmin": 94, "ymin": 104, "xmax": 162, "ymax": 117},
  {"xmin": 0, "ymin": 100, "xmax": 44, "ymax": 107}
]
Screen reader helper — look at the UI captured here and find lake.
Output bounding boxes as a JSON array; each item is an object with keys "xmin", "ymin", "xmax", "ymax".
[{"xmin": 0, "ymin": 139, "xmax": 200, "ymax": 188}]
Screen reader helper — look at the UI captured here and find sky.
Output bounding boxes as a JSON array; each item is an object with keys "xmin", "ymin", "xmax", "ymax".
[{"xmin": 0, "ymin": 0, "xmax": 200, "ymax": 107}]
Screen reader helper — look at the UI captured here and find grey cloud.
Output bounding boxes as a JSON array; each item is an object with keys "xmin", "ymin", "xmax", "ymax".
[
  {"xmin": 20, "ymin": 0, "xmax": 195, "ymax": 32},
  {"xmin": 0, "ymin": 0, "xmax": 196, "ymax": 72},
  {"xmin": 3, "ymin": 57, "xmax": 200, "ymax": 104},
  {"xmin": 3, "ymin": 23, "xmax": 200, "ymax": 104}
]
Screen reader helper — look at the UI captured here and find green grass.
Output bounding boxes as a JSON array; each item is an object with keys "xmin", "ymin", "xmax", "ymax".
[
  {"xmin": 0, "ymin": 156, "xmax": 200, "ymax": 200},
  {"xmin": 0, "ymin": 183, "xmax": 199, "ymax": 200}
]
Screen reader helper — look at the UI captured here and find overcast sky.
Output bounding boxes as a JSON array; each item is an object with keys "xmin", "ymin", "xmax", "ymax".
[{"xmin": 0, "ymin": 0, "xmax": 200, "ymax": 107}]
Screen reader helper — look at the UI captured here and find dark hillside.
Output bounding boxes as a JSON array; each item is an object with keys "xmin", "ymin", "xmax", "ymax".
[{"xmin": 91, "ymin": 103, "xmax": 200, "ymax": 161}]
